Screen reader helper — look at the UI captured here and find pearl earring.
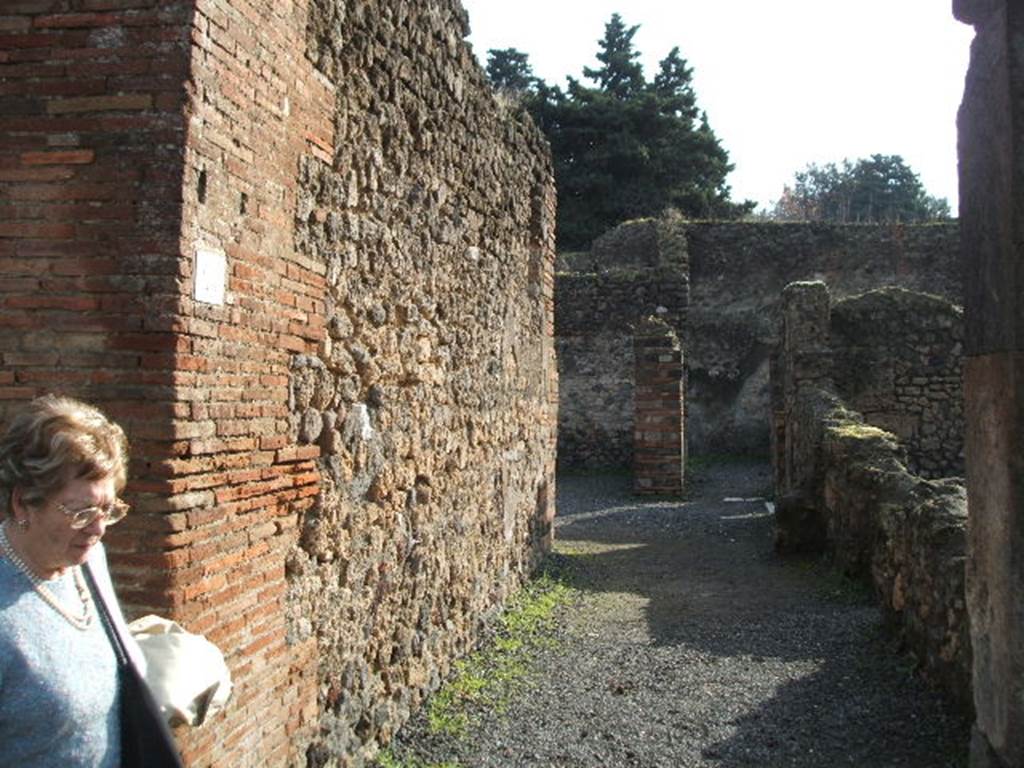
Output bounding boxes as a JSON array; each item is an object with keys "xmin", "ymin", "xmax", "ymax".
[{"xmin": 16, "ymin": 518, "xmax": 28, "ymax": 530}]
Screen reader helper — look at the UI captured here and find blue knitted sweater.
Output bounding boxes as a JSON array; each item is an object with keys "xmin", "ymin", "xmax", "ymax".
[{"xmin": 0, "ymin": 543, "xmax": 124, "ymax": 767}]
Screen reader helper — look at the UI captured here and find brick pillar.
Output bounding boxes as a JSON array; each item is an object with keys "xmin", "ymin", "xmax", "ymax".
[
  {"xmin": 633, "ymin": 317, "xmax": 684, "ymax": 495},
  {"xmin": 954, "ymin": 2, "xmax": 1024, "ymax": 766}
]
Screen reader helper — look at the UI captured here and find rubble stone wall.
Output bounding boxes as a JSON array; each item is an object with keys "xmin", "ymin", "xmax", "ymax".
[
  {"xmin": 554, "ymin": 217, "xmax": 688, "ymax": 468},
  {"xmin": 293, "ymin": 1, "xmax": 557, "ymax": 763},
  {"xmin": 831, "ymin": 288, "xmax": 965, "ymax": 478},
  {"xmin": 687, "ymin": 221, "xmax": 961, "ymax": 456},
  {"xmin": 772, "ymin": 281, "xmax": 971, "ymax": 714},
  {"xmin": 554, "ymin": 219, "xmax": 961, "ymax": 466},
  {"xmin": 0, "ymin": 1, "xmax": 557, "ymax": 766}
]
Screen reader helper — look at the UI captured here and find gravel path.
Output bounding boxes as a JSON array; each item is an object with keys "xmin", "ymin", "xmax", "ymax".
[{"xmin": 384, "ymin": 460, "xmax": 971, "ymax": 767}]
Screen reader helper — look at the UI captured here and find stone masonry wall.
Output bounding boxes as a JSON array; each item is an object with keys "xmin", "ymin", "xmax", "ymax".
[
  {"xmin": 0, "ymin": 2, "xmax": 557, "ymax": 766},
  {"xmin": 687, "ymin": 221, "xmax": 961, "ymax": 456},
  {"xmin": 292, "ymin": 2, "xmax": 557, "ymax": 763},
  {"xmin": 772, "ymin": 281, "xmax": 971, "ymax": 714},
  {"xmin": 555, "ymin": 219, "xmax": 961, "ymax": 467},
  {"xmin": 831, "ymin": 288, "xmax": 964, "ymax": 479},
  {"xmin": 554, "ymin": 215, "xmax": 688, "ymax": 469}
]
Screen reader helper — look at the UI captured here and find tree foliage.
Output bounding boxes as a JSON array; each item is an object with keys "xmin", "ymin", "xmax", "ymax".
[
  {"xmin": 485, "ymin": 48, "xmax": 540, "ymax": 94},
  {"xmin": 581, "ymin": 14, "xmax": 644, "ymax": 99},
  {"xmin": 773, "ymin": 155, "xmax": 950, "ymax": 223},
  {"xmin": 485, "ymin": 13, "xmax": 751, "ymax": 250}
]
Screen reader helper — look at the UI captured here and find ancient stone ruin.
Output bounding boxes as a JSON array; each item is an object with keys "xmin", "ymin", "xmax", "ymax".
[
  {"xmin": 1, "ymin": 1, "xmax": 555, "ymax": 765},
  {"xmin": 771, "ymin": 280, "xmax": 970, "ymax": 711},
  {"xmin": 955, "ymin": 2, "xmax": 1024, "ymax": 765},
  {"xmin": 555, "ymin": 217, "xmax": 961, "ymax": 469},
  {"xmin": 1, "ymin": 0, "xmax": 1022, "ymax": 766}
]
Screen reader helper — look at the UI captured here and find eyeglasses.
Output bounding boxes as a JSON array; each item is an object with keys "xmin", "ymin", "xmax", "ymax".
[{"xmin": 56, "ymin": 499, "xmax": 130, "ymax": 529}]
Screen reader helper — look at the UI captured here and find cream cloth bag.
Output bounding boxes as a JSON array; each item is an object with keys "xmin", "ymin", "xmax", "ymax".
[{"xmin": 127, "ymin": 615, "xmax": 233, "ymax": 727}]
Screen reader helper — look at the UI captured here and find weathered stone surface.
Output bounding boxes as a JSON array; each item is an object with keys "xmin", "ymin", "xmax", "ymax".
[
  {"xmin": 957, "ymin": 2, "xmax": 1024, "ymax": 765},
  {"xmin": 964, "ymin": 354, "xmax": 1024, "ymax": 768},
  {"xmin": 555, "ymin": 214, "xmax": 689, "ymax": 469},
  {"xmin": 820, "ymin": 419, "xmax": 971, "ymax": 712},
  {"xmin": 555, "ymin": 219, "xmax": 961, "ymax": 467},
  {"xmin": 557, "ymin": 332, "xmax": 635, "ymax": 468},
  {"xmin": 284, "ymin": 2, "xmax": 559, "ymax": 763},
  {"xmin": 773, "ymin": 491, "xmax": 825, "ymax": 553},
  {"xmin": 772, "ymin": 280, "xmax": 971, "ymax": 714},
  {"xmin": 686, "ymin": 221, "xmax": 961, "ymax": 455},
  {"xmin": 831, "ymin": 287, "xmax": 965, "ymax": 479}
]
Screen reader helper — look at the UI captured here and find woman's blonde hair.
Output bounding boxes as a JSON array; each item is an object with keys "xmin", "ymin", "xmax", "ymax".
[{"xmin": 0, "ymin": 395, "xmax": 128, "ymax": 516}]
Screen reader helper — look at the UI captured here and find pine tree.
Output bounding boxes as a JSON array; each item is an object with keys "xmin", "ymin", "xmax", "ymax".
[
  {"xmin": 484, "ymin": 14, "xmax": 751, "ymax": 250},
  {"xmin": 485, "ymin": 48, "xmax": 539, "ymax": 94},
  {"xmin": 582, "ymin": 14, "xmax": 645, "ymax": 99}
]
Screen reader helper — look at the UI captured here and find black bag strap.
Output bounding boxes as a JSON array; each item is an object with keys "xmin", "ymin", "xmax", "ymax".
[
  {"xmin": 82, "ymin": 562, "xmax": 185, "ymax": 768},
  {"xmin": 81, "ymin": 562, "xmax": 130, "ymax": 667}
]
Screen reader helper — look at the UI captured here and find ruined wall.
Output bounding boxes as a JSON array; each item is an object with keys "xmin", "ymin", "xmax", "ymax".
[
  {"xmin": 831, "ymin": 288, "xmax": 965, "ymax": 479},
  {"xmin": 687, "ymin": 221, "xmax": 961, "ymax": 455},
  {"xmin": 293, "ymin": 2, "xmax": 557, "ymax": 763},
  {"xmin": 554, "ymin": 216, "xmax": 688, "ymax": 468},
  {"xmin": 554, "ymin": 219, "xmax": 961, "ymax": 467},
  {"xmin": 772, "ymin": 282, "xmax": 971, "ymax": 713},
  {"xmin": 0, "ymin": 1, "xmax": 556, "ymax": 766}
]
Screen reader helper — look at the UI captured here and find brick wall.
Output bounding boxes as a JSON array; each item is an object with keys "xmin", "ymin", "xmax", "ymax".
[
  {"xmin": 0, "ymin": 1, "xmax": 557, "ymax": 765},
  {"xmin": 633, "ymin": 318, "xmax": 684, "ymax": 495},
  {"xmin": 161, "ymin": 0, "xmax": 337, "ymax": 763},
  {"xmin": 0, "ymin": 0, "xmax": 191, "ymax": 416}
]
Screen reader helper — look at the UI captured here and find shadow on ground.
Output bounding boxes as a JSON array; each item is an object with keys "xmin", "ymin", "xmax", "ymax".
[
  {"xmin": 548, "ymin": 461, "xmax": 970, "ymax": 767},
  {"xmin": 385, "ymin": 460, "xmax": 970, "ymax": 767}
]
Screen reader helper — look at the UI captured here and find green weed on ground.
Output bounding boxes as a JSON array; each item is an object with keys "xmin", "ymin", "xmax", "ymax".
[{"xmin": 423, "ymin": 566, "xmax": 575, "ymax": 739}]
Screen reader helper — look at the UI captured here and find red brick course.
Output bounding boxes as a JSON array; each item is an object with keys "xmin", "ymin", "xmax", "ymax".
[
  {"xmin": 1, "ymin": 1, "xmax": 556, "ymax": 765},
  {"xmin": 0, "ymin": 0, "xmax": 323, "ymax": 764}
]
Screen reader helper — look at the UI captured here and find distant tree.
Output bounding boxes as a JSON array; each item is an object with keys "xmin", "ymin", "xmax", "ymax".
[
  {"xmin": 485, "ymin": 48, "xmax": 539, "ymax": 94},
  {"xmin": 515, "ymin": 14, "xmax": 751, "ymax": 249},
  {"xmin": 581, "ymin": 13, "xmax": 645, "ymax": 99},
  {"xmin": 773, "ymin": 155, "xmax": 951, "ymax": 223},
  {"xmin": 652, "ymin": 47, "xmax": 698, "ymax": 120}
]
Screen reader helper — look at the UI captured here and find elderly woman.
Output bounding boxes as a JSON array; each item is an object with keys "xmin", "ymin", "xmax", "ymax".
[{"xmin": 0, "ymin": 395, "xmax": 144, "ymax": 765}]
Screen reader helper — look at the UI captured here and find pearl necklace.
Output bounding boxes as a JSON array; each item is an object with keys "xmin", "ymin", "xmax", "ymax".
[{"xmin": 0, "ymin": 522, "xmax": 92, "ymax": 631}]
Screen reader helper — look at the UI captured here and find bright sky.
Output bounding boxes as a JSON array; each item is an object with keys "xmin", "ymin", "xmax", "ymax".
[{"xmin": 458, "ymin": 1, "xmax": 975, "ymax": 213}]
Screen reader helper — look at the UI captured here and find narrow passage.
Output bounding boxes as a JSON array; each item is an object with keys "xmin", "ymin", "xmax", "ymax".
[{"xmin": 387, "ymin": 460, "xmax": 970, "ymax": 767}]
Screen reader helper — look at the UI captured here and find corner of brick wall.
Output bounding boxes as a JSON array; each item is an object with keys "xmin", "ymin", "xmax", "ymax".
[{"xmin": 158, "ymin": 0, "xmax": 337, "ymax": 763}]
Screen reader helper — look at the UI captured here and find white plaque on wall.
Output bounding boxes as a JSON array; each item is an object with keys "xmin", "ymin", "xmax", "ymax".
[{"xmin": 194, "ymin": 246, "xmax": 227, "ymax": 305}]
